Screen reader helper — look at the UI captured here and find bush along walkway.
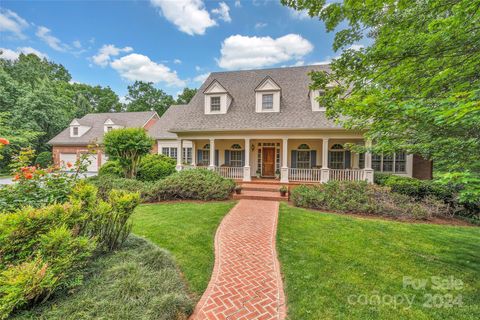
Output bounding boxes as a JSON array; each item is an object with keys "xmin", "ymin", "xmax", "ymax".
[{"xmin": 191, "ymin": 200, "xmax": 286, "ymax": 320}]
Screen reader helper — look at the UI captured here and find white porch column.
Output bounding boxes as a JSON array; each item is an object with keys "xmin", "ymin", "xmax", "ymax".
[
  {"xmin": 280, "ymin": 138, "xmax": 289, "ymax": 183},
  {"xmin": 243, "ymin": 138, "xmax": 251, "ymax": 181},
  {"xmin": 321, "ymin": 138, "xmax": 330, "ymax": 183},
  {"xmin": 191, "ymin": 141, "xmax": 196, "ymax": 166},
  {"xmin": 209, "ymin": 138, "xmax": 215, "ymax": 170},
  {"xmin": 176, "ymin": 139, "xmax": 183, "ymax": 171},
  {"xmin": 364, "ymin": 139, "xmax": 374, "ymax": 183}
]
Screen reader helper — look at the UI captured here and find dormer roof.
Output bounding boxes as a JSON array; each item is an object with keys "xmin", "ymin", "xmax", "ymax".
[
  {"xmin": 70, "ymin": 119, "xmax": 80, "ymax": 126},
  {"xmin": 255, "ymin": 76, "xmax": 281, "ymax": 92},
  {"xmin": 104, "ymin": 118, "xmax": 115, "ymax": 125},
  {"xmin": 203, "ymin": 79, "xmax": 228, "ymax": 94}
]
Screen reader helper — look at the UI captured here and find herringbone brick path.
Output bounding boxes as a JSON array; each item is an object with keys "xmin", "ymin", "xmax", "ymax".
[{"xmin": 190, "ymin": 200, "xmax": 286, "ymax": 320}]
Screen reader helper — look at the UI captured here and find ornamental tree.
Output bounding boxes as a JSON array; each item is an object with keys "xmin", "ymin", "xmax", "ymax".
[
  {"xmin": 283, "ymin": 0, "xmax": 480, "ymax": 201},
  {"xmin": 103, "ymin": 128, "xmax": 153, "ymax": 178}
]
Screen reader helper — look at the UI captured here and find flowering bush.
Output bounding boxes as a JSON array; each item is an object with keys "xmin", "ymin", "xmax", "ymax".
[
  {"xmin": 0, "ymin": 138, "xmax": 9, "ymax": 161},
  {"xmin": 0, "ymin": 148, "xmax": 91, "ymax": 213}
]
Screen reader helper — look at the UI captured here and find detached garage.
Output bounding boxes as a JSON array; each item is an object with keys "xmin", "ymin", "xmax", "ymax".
[{"xmin": 59, "ymin": 153, "xmax": 77, "ymax": 168}]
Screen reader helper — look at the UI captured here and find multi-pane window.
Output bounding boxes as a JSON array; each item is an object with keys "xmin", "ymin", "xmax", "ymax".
[
  {"xmin": 329, "ymin": 144, "xmax": 345, "ymax": 169},
  {"xmin": 73, "ymin": 127, "xmax": 79, "ymax": 136},
  {"xmin": 230, "ymin": 150, "xmax": 243, "ymax": 167},
  {"xmin": 162, "ymin": 147, "xmax": 177, "ymax": 159},
  {"xmin": 199, "ymin": 150, "xmax": 210, "ymax": 165},
  {"xmin": 210, "ymin": 96, "xmax": 221, "ymax": 112},
  {"xmin": 262, "ymin": 94, "xmax": 273, "ymax": 110},
  {"xmin": 297, "ymin": 151, "xmax": 311, "ymax": 169},
  {"xmin": 106, "ymin": 126, "xmax": 113, "ymax": 132},
  {"xmin": 358, "ymin": 153, "xmax": 365, "ymax": 169},
  {"xmin": 372, "ymin": 152, "xmax": 407, "ymax": 173},
  {"xmin": 182, "ymin": 147, "xmax": 192, "ymax": 164}
]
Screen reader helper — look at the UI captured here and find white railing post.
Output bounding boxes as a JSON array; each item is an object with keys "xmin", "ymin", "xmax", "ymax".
[
  {"xmin": 176, "ymin": 139, "xmax": 183, "ymax": 171},
  {"xmin": 281, "ymin": 138, "xmax": 289, "ymax": 183},
  {"xmin": 321, "ymin": 138, "xmax": 330, "ymax": 183},
  {"xmin": 364, "ymin": 139, "xmax": 374, "ymax": 183},
  {"xmin": 243, "ymin": 138, "xmax": 251, "ymax": 181},
  {"xmin": 209, "ymin": 138, "xmax": 215, "ymax": 171}
]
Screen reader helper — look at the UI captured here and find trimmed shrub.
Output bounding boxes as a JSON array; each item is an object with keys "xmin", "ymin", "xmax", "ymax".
[
  {"xmin": 136, "ymin": 154, "xmax": 176, "ymax": 182},
  {"xmin": 147, "ymin": 169, "xmax": 235, "ymax": 201},
  {"xmin": 290, "ymin": 181, "xmax": 448, "ymax": 220},
  {"xmin": 86, "ymin": 175, "xmax": 151, "ymax": 201},
  {"xmin": 34, "ymin": 152, "xmax": 52, "ymax": 169},
  {"xmin": 98, "ymin": 160, "xmax": 123, "ymax": 178}
]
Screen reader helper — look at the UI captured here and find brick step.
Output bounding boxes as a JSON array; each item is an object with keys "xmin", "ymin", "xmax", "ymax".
[
  {"xmin": 240, "ymin": 183, "xmax": 282, "ymax": 192},
  {"xmin": 233, "ymin": 190, "xmax": 288, "ymax": 202}
]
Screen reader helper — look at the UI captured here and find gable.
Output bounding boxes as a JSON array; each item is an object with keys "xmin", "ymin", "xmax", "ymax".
[
  {"xmin": 204, "ymin": 80, "xmax": 228, "ymax": 94},
  {"xmin": 255, "ymin": 77, "xmax": 281, "ymax": 92}
]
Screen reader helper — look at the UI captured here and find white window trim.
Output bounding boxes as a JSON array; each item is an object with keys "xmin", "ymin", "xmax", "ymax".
[
  {"xmin": 261, "ymin": 93, "xmax": 274, "ymax": 111},
  {"xmin": 210, "ymin": 96, "xmax": 221, "ymax": 112},
  {"xmin": 372, "ymin": 153, "xmax": 408, "ymax": 174}
]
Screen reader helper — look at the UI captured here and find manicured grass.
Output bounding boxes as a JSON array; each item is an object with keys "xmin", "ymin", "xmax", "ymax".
[
  {"xmin": 277, "ymin": 203, "xmax": 480, "ymax": 320},
  {"xmin": 131, "ymin": 201, "xmax": 236, "ymax": 297},
  {"xmin": 13, "ymin": 236, "xmax": 193, "ymax": 320}
]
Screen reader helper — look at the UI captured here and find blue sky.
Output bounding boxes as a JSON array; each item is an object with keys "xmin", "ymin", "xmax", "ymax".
[{"xmin": 0, "ymin": 0, "xmax": 342, "ymax": 98}]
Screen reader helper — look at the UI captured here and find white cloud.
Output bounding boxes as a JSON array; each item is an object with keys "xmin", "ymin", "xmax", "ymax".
[
  {"xmin": 193, "ymin": 72, "xmax": 210, "ymax": 83},
  {"xmin": 110, "ymin": 53, "xmax": 186, "ymax": 87},
  {"xmin": 211, "ymin": 2, "xmax": 231, "ymax": 23},
  {"xmin": 0, "ymin": 9, "xmax": 28, "ymax": 38},
  {"xmin": 92, "ymin": 44, "xmax": 133, "ymax": 67},
  {"xmin": 234, "ymin": 0, "xmax": 241, "ymax": 8},
  {"xmin": 174, "ymin": 58, "xmax": 182, "ymax": 64},
  {"xmin": 347, "ymin": 44, "xmax": 364, "ymax": 51},
  {"xmin": 289, "ymin": 8, "xmax": 310, "ymax": 20},
  {"xmin": 0, "ymin": 47, "xmax": 48, "ymax": 60},
  {"xmin": 72, "ymin": 40, "xmax": 82, "ymax": 49},
  {"xmin": 36, "ymin": 26, "xmax": 70, "ymax": 52},
  {"xmin": 255, "ymin": 22, "xmax": 267, "ymax": 29},
  {"xmin": 150, "ymin": 0, "xmax": 216, "ymax": 36},
  {"xmin": 293, "ymin": 60, "xmax": 305, "ymax": 66},
  {"xmin": 217, "ymin": 34, "xmax": 314, "ymax": 70}
]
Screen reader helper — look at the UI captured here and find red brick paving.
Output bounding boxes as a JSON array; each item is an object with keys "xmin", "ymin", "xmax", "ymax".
[{"xmin": 190, "ymin": 200, "xmax": 286, "ymax": 320}]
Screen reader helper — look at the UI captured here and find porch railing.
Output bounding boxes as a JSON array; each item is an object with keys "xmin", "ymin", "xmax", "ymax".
[
  {"xmin": 215, "ymin": 166, "xmax": 243, "ymax": 179},
  {"xmin": 330, "ymin": 169, "xmax": 365, "ymax": 181},
  {"xmin": 289, "ymin": 168, "xmax": 322, "ymax": 182}
]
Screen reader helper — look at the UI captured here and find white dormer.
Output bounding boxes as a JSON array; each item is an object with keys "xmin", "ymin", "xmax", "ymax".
[
  {"xmin": 255, "ymin": 77, "xmax": 281, "ymax": 113},
  {"xmin": 69, "ymin": 119, "xmax": 91, "ymax": 137},
  {"xmin": 103, "ymin": 118, "xmax": 123, "ymax": 133},
  {"xmin": 203, "ymin": 80, "xmax": 231, "ymax": 115},
  {"xmin": 310, "ymin": 89, "xmax": 326, "ymax": 111}
]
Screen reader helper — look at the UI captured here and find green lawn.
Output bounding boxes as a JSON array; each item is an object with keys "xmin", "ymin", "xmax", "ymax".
[
  {"xmin": 131, "ymin": 201, "xmax": 236, "ymax": 297},
  {"xmin": 278, "ymin": 203, "xmax": 480, "ymax": 320},
  {"xmin": 13, "ymin": 236, "xmax": 193, "ymax": 320}
]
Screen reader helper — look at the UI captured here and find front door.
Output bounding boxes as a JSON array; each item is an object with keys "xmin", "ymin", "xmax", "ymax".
[{"xmin": 262, "ymin": 147, "xmax": 275, "ymax": 177}]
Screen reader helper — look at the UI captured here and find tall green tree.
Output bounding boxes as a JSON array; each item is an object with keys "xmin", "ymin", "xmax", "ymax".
[
  {"xmin": 71, "ymin": 83, "xmax": 123, "ymax": 115},
  {"xmin": 283, "ymin": 0, "xmax": 480, "ymax": 197},
  {"xmin": 125, "ymin": 81, "xmax": 175, "ymax": 116},
  {"xmin": 176, "ymin": 87, "xmax": 197, "ymax": 104}
]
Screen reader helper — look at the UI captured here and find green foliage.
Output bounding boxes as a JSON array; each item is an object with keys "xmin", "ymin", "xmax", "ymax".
[
  {"xmin": 176, "ymin": 87, "xmax": 197, "ymax": 104},
  {"xmin": 34, "ymin": 151, "xmax": 52, "ymax": 168},
  {"xmin": 87, "ymin": 175, "xmax": 152, "ymax": 201},
  {"xmin": 290, "ymin": 181, "xmax": 448, "ymax": 220},
  {"xmin": 147, "ymin": 169, "xmax": 235, "ymax": 201},
  {"xmin": 136, "ymin": 154, "xmax": 176, "ymax": 182},
  {"xmin": 11, "ymin": 236, "xmax": 194, "ymax": 320},
  {"xmin": 98, "ymin": 160, "xmax": 123, "ymax": 178},
  {"xmin": 283, "ymin": 0, "xmax": 480, "ymax": 200},
  {"xmin": 125, "ymin": 81, "xmax": 174, "ymax": 116},
  {"xmin": 103, "ymin": 128, "xmax": 153, "ymax": 179}
]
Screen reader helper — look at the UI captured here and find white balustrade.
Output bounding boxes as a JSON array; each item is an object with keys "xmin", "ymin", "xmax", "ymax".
[
  {"xmin": 289, "ymin": 168, "xmax": 322, "ymax": 182},
  {"xmin": 215, "ymin": 166, "xmax": 243, "ymax": 179},
  {"xmin": 330, "ymin": 169, "xmax": 365, "ymax": 181}
]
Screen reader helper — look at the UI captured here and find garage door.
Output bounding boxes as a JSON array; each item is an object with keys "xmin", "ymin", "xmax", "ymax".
[
  {"xmin": 86, "ymin": 155, "xmax": 98, "ymax": 172},
  {"xmin": 59, "ymin": 153, "xmax": 77, "ymax": 169}
]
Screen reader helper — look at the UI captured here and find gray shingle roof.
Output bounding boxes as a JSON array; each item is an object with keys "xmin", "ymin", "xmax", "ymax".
[
  {"xmin": 48, "ymin": 111, "xmax": 157, "ymax": 146},
  {"xmin": 148, "ymin": 105, "xmax": 187, "ymax": 139},
  {"xmin": 170, "ymin": 65, "xmax": 341, "ymax": 132}
]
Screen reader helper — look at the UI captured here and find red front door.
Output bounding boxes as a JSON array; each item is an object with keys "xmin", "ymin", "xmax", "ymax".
[{"xmin": 262, "ymin": 147, "xmax": 275, "ymax": 177}]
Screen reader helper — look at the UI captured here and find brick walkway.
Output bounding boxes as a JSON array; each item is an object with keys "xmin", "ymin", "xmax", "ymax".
[{"xmin": 190, "ymin": 200, "xmax": 286, "ymax": 320}]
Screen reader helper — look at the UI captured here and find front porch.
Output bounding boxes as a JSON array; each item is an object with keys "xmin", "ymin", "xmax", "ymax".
[{"xmin": 174, "ymin": 136, "xmax": 378, "ymax": 183}]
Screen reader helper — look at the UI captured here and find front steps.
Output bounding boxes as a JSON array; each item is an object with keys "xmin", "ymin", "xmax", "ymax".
[{"xmin": 233, "ymin": 182, "xmax": 288, "ymax": 201}]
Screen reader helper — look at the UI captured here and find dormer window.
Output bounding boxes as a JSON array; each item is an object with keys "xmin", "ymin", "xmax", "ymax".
[
  {"xmin": 262, "ymin": 94, "xmax": 274, "ymax": 110},
  {"xmin": 106, "ymin": 126, "xmax": 113, "ymax": 132},
  {"xmin": 72, "ymin": 127, "xmax": 79, "ymax": 136},
  {"xmin": 255, "ymin": 76, "xmax": 281, "ymax": 113},
  {"xmin": 210, "ymin": 96, "xmax": 221, "ymax": 112},
  {"xmin": 204, "ymin": 80, "xmax": 231, "ymax": 115},
  {"xmin": 310, "ymin": 89, "xmax": 326, "ymax": 111}
]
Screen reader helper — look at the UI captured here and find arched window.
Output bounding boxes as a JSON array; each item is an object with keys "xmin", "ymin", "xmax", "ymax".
[
  {"xmin": 330, "ymin": 144, "xmax": 344, "ymax": 150},
  {"xmin": 230, "ymin": 144, "xmax": 242, "ymax": 150},
  {"xmin": 297, "ymin": 144, "xmax": 310, "ymax": 150},
  {"xmin": 203, "ymin": 144, "xmax": 210, "ymax": 149},
  {"xmin": 296, "ymin": 144, "xmax": 311, "ymax": 168}
]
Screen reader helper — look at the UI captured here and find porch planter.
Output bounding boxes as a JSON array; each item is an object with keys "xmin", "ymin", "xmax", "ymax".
[
  {"xmin": 234, "ymin": 186, "xmax": 242, "ymax": 194},
  {"xmin": 279, "ymin": 186, "xmax": 288, "ymax": 197}
]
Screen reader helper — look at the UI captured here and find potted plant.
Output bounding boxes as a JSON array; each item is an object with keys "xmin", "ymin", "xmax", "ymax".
[
  {"xmin": 279, "ymin": 185, "xmax": 288, "ymax": 197},
  {"xmin": 256, "ymin": 169, "xmax": 261, "ymax": 178},
  {"xmin": 234, "ymin": 185, "xmax": 242, "ymax": 194},
  {"xmin": 275, "ymin": 169, "xmax": 280, "ymax": 179}
]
